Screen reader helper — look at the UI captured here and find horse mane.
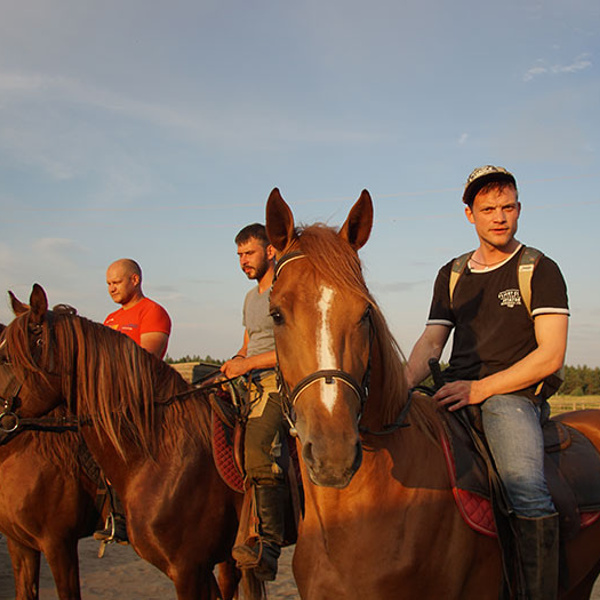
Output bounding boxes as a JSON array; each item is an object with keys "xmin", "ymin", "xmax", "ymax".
[{"xmin": 5, "ymin": 310, "xmax": 212, "ymax": 459}]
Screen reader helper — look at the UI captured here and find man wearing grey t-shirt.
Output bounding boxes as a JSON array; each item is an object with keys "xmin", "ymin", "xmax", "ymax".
[{"xmin": 221, "ymin": 223, "xmax": 288, "ymax": 582}]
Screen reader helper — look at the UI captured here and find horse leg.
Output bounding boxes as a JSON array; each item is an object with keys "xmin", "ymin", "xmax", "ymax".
[
  {"xmin": 173, "ymin": 567, "xmax": 223, "ymax": 600},
  {"xmin": 43, "ymin": 540, "xmax": 81, "ymax": 600},
  {"xmin": 215, "ymin": 559, "xmax": 240, "ymax": 599},
  {"xmin": 560, "ymin": 559, "xmax": 600, "ymax": 600},
  {"xmin": 561, "ymin": 569, "xmax": 600, "ymax": 600},
  {"xmin": 5, "ymin": 538, "xmax": 41, "ymax": 600}
]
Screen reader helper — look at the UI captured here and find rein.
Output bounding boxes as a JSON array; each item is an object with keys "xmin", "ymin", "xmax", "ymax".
[
  {"xmin": 0, "ymin": 313, "xmax": 241, "ymax": 436},
  {"xmin": 274, "ymin": 250, "xmax": 410, "ymax": 437},
  {"xmin": 0, "ymin": 365, "xmax": 79, "ymax": 434}
]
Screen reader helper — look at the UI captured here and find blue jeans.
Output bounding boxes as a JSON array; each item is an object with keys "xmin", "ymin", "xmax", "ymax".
[{"xmin": 481, "ymin": 394, "xmax": 555, "ymax": 518}]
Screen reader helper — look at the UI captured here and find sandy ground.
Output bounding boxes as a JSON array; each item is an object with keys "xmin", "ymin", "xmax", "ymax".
[
  {"xmin": 1, "ymin": 535, "xmax": 599, "ymax": 599},
  {"xmin": 0, "ymin": 536, "xmax": 299, "ymax": 599}
]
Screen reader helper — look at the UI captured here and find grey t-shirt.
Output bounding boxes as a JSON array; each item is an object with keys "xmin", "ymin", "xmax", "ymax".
[{"xmin": 243, "ymin": 286, "xmax": 275, "ymax": 357}]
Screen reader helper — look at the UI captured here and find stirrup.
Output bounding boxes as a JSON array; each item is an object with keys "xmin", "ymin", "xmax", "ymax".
[
  {"xmin": 94, "ymin": 513, "xmax": 129, "ymax": 551},
  {"xmin": 232, "ymin": 539, "xmax": 278, "ymax": 581}
]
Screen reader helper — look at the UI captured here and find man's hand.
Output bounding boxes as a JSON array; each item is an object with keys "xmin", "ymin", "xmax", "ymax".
[
  {"xmin": 433, "ymin": 380, "xmax": 486, "ymax": 411},
  {"xmin": 220, "ymin": 356, "xmax": 250, "ymax": 379}
]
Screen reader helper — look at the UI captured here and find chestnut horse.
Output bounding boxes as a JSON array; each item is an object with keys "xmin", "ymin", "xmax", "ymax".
[
  {"xmin": 0, "ymin": 290, "xmax": 262, "ymax": 600},
  {"xmin": 265, "ymin": 188, "xmax": 600, "ymax": 599},
  {"xmin": 0, "ymin": 323, "xmax": 101, "ymax": 600}
]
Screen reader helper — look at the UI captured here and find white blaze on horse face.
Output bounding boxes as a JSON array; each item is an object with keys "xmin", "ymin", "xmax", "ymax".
[{"xmin": 317, "ymin": 285, "xmax": 338, "ymax": 414}]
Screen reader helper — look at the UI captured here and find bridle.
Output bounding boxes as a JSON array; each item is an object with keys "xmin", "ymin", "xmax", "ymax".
[
  {"xmin": 0, "ymin": 317, "xmax": 78, "ymax": 436},
  {"xmin": 273, "ymin": 251, "xmax": 373, "ymax": 436},
  {"xmin": 273, "ymin": 250, "xmax": 413, "ymax": 437},
  {"xmin": 0, "ymin": 339, "xmax": 25, "ymax": 433}
]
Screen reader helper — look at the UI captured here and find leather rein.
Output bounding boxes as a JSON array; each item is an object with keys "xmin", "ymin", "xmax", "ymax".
[
  {"xmin": 0, "ymin": 317, "xmax": 237, "ymax": 437},
  {"xmin": 273, "ymin": 251, "xmax": 411, "ymax": 437}
]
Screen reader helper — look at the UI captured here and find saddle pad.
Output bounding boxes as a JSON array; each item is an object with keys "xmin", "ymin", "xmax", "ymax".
[
  {"xmin": 439, "ymin": 414, "xmax": 600, "ymax": 538},
  {"xmin": 211, "ymin": 411, "xmax": 244, "ymax": 493}
]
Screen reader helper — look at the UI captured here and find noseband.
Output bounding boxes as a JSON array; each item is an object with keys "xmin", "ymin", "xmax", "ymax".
[
  {"xmin": 0, "ymin": 340, "xmax": 24, "ymax": 433},
  {"xmin": 274, "ymin": 251, "xmax": 372, "ymax": 435}
]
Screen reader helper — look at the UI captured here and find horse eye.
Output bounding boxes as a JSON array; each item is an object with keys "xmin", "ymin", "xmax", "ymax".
[
  {"xmin": 360, "ymin": 306, "xmax": 371, "ymax": 324},
  {"xmin": 270, "ymin": 309, "xmax": 284, "ymax": 326}
]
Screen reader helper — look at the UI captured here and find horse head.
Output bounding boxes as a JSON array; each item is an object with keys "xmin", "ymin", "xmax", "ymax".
[
  {"xmin": 266, "ymin": 188, "xmax": 374, "ymax": 488},
  {"xmin": 0, "ymin": 285, "xmax": 65, "ymax": 423}
]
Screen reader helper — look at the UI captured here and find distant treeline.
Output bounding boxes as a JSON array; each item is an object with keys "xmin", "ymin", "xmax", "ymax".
[
  {"xmin": 166, "ymin": 356, "xmax": 600, "ymax": 396},
  {"xmin": 559, "ymin": 365, "xmax": 600, "ymax": 396},
  {"xmin": 166, "ymin": 354, "xmax": 224, "ymax": 366}
]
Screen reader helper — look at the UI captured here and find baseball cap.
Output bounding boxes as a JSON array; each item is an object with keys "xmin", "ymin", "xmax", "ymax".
[{"xmin": 462, "ymin": 165, "xmax": 517, "ymax": 205}]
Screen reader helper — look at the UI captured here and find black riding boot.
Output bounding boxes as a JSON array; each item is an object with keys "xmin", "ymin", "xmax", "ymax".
[
  {"xmin": 513, "ymin": 513, "xmax": 559, "ymax": 600},
  {"xmin": 232, "ymin": 483, "xmax": 286, "ymax": 581},
  {"xmin": 94, "ymin": 483, "xmax": 129, "ymax": 545}
]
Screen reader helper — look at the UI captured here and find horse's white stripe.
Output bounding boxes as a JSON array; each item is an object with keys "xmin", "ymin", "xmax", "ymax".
[{"xmin": 317, "ymin": 286, "xmax": 337, "ymax": 414}]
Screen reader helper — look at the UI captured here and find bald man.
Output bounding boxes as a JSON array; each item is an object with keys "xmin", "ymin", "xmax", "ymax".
[
  {"xmin": 104, "ymin": 258, "xmax": 171, "ymax": 359},
  {"xmin": 95, "ymin": 258, "xmax": 172, "ymax": 545}
]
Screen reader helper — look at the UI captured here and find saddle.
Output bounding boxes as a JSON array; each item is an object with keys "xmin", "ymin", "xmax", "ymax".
[
  {"xmin": 438, "ymin": 407, "xmax": 600, "ymax": 540},
  {"xmin": 193, "ymin": 364, "xmax": 302, "ymax": 547}
]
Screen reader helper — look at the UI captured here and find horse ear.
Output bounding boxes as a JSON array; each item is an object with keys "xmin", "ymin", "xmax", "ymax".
[
  {"xmin": 8, "ymin": 291, "xmax": 30, "ymax": 316},
  {"xmin": 266, "ymin": 188, "xmax": 297, "ymax": 253},
  {"xmin": 29, "ymin": 284, "xmax": 49, "ymax": 325},
  {"xmin": 339, "ymin": 189, "xmax": 373, "ymax": 251}
]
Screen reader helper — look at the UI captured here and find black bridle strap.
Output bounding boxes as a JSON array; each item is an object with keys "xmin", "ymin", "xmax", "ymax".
[
  {"xmin": 358, "ymin": 391, "xmax": 412, "ymax": 436},
  {"xmin": 274, "ymin": 251, "xmax": 306, "ymax": 280}
]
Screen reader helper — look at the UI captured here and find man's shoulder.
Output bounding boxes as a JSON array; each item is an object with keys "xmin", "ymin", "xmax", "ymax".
[{"xmin": 139, "ymin": 297, "xmax": 171, "ymax": 319}]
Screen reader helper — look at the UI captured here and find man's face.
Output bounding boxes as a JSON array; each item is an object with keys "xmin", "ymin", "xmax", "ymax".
[
  {"xmin": 106, "ymin": 264, "xmax": 139, "ymax": 306},
  {"xmin": 465, "ymin": 186, "xmax": 521, "ymax": 251},
  {"xmin": 237, "ymin": 238, "xmax": 272, "ymax": 281}
]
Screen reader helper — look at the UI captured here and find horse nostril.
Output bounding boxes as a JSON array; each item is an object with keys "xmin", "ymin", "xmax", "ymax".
[{"xmin": 302, "ymin": 441, "xmax": 314, "ymax": 466}]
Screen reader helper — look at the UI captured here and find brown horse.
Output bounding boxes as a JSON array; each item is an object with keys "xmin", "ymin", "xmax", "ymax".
[
  {"xmin": 0, "ymin": 321, "xmax": 101, "ymax": 600},
  {"xmin": 265, "ymin": 187, "xmax": 600, "ymax": 599},
  {"xmin": 0, "ymin": 289, "xmax": 262, "ymax": 600}
]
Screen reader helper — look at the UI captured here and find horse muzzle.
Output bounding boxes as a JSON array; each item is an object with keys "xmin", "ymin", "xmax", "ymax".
[{"xmin": 300, "ymin": 427, "xmax": 363, "ymax": 488}]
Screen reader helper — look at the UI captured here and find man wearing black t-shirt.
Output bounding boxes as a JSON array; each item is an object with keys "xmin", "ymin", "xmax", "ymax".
[{"xmin": 406, "ymin": 165, "xmax": 569, "ymax": 599}]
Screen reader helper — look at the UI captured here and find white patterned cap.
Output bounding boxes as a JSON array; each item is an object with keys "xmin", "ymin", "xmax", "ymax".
[{"xmin": 463, "ymin": 165, "xmax": 517, "ymax": 205}]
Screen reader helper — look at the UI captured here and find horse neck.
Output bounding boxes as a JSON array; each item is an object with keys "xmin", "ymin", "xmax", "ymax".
[
  {"xmin": 78, "ymin": 379, "xmax": 214, "ymax": 492},
  {"xmin": 359, "ymin": 317, "xmax": 409, "ymax": 432}
]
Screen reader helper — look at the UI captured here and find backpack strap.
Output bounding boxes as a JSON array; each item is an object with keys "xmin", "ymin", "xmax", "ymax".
[
  {"xmin": 517, "ymin": 247, "xmax": 542, "ymax": 317},
  {"xmin": 449, "ymin": 252, "xmax": 473, "ymax": 309}
]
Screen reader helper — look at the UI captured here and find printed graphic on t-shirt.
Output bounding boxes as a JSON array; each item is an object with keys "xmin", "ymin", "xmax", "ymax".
[{"xmin": 498, "ymin": 289, "xmax": 522, "ymax": 309}]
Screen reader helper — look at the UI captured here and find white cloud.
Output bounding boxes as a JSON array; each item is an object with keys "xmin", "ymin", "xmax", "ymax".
[
  {"xmin": 523, "ymin": 53, "xmax": 592, "ymax": 81},
  {"xmin": 523, "ymin": 64, "xmax": 549, "ymax": 82}
]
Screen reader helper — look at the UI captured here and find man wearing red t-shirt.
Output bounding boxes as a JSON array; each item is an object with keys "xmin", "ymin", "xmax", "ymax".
[
  {"xmin": 104, "ymin": 258, "xmax": 171, "ymax": 359},
  {"xmin": 95, "ymin": 258, "xmax": 172, "ymax": 545}
]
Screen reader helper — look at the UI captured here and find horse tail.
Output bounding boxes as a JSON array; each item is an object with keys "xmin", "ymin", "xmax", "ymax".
[{"xmin": 239, "ymin": 569, "xmax": 267, "ymax": 599}]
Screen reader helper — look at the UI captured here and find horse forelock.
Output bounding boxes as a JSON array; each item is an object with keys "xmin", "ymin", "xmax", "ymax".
[
  {"xmin": 4, "ymin": 312, "xmax": 48, "ymax": 382},
  {"xmin": 297, "ymin": 224, "xmax": 370, "ymax": 302}
]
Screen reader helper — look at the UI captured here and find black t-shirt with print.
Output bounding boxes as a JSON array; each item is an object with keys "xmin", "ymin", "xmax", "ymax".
[{"xmin": 427, "ymin": 246, "xmax": 569, "ymax": 389}]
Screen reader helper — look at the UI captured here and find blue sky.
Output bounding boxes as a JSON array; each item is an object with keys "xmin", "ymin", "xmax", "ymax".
[{"xmin": 1, "ymin": 0, "xmax": 599, "ymax": 367}]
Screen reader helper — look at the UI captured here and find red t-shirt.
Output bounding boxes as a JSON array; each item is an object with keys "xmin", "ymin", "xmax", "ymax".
[{"xmin": 104, "ymin": 297, "xmax": 172, "ymax": 359}]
